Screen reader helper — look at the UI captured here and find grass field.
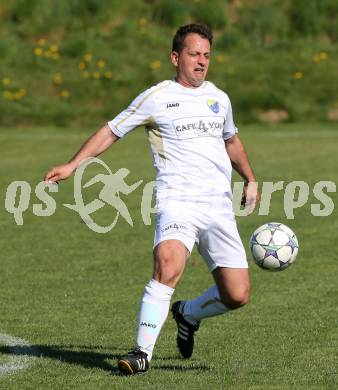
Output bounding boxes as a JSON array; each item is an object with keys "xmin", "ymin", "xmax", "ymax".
[{"xmin": 0, "ymin": 124, "xmax": 337, "ymax": 389}]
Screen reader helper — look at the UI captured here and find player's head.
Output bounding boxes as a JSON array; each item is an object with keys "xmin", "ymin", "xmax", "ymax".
[{"xmin": 171, "ymin": 24, "xmax": 213, "ymax": 88}]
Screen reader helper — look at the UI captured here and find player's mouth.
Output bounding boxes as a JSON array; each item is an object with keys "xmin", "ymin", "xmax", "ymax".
[
  {"xmin": 193, "ymin": 68, "xmax": 205, "ymax": 78},
  {"xmin": 194, "ymin": 67, "xmax": 205, "ymax": 74}
]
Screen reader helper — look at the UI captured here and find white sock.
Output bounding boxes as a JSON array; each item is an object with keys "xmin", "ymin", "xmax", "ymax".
[
  {"xmin": 182, "ymin": 285, "xmax": 230, "ymax": 325},
  {"xmin": 136, "ymin": 279, "xmax": 174, "ymax": 361}
]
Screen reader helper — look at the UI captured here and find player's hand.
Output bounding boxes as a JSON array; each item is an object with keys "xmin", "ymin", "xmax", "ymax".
[
  {"xmin": 241, "ymin": 181, "xmax": 260, "ymax": 215},
  {"xmin": 44, "ymin": 163, "xmax": 76, "ymax": 184}
]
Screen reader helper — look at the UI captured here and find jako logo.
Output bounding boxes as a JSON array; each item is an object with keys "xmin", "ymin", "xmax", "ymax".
[
  {"xmin": 140, "ymin": 322, "xmax": 157, "ymax": 328},
  {"xmin": 166, "ymin": 102, "xmax": 179, "ymax": 108}
]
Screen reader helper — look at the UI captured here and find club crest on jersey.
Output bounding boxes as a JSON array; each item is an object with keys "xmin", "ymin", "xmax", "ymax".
[{"xmin": 207, "ymin": 99, "xmax": 219, "ymax": 113}]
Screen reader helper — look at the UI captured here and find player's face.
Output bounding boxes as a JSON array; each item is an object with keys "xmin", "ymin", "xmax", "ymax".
[{"xmin": 171, "ymin": 33, "xmax": 211, "ymax": 88}]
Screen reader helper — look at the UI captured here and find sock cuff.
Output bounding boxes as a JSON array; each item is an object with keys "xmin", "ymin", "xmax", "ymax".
[{"xmin": 145, "ymin": 279, "xmax": 174, "ymax": 300}]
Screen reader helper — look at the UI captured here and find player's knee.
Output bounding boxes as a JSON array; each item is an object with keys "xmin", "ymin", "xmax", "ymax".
[
  {"xmin": 153, "ymin": 253, "xmax": 183, "ymax": 287},
  {"xmin": 153, "ymin": 268, "xmax": 181, "ymax": 286},
  {"xmin": 224, "ymin": 294, "xmax": 249, "ymax": 310},
  {"xmin": 220, "ymin": 285, "xmax": 250, "ymax": 310}
]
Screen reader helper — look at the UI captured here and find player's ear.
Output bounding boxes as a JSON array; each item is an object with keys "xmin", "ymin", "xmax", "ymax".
[{"xmin": 171, "ymin": 51, "xmax": 179, "ymax": 67}]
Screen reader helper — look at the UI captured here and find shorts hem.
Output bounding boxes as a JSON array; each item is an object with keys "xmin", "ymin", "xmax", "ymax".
[
  {"xmin": 209, "ymin": 262, "xmax": 248, "ymax": 272},
  {"xmin": 153, "ymin": 234, "xmax": 195, "ymax": 254}
]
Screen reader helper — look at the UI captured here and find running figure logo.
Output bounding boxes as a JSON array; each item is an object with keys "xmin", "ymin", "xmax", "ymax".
[{"xmin": 64, "ymin": 158, "xmax": 143, "ymax": 233}]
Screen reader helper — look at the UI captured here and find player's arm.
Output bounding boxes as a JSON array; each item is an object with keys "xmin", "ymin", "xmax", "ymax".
[
  {"xmin": 44, "ymin": 124, "xmax": 119, "ymax": 183},
  {"xmin": 224, "ymin": 134, "xmax": 259, "ymax": 210},
  {"xmin": 224, "ymin": 134, "xmax": 255, "ymax": 182},
  {"xmin": 45, "ymin": 85, "xmax": 156, "ymax": 184}
]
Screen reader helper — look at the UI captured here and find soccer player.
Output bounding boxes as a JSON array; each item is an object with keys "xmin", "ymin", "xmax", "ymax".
[{"xmin": 44, "ymin": 24, "xmax": 259, "ymax": 375}]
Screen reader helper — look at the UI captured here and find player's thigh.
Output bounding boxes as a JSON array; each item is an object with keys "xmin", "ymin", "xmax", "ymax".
[
  {"xmin": 197, "ymin": 199, "xmax": 248, "ymax": 271},
  {"xmin": 212, "ymin": 267, "xmax": 250, "ymax": 309},
  {"xmin": 153, "ymin": 239, "xmax": 190, "ymax": 287}
]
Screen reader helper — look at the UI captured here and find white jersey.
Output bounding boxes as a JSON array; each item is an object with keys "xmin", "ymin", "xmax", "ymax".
[{"xmin": 107, "ymin": 80, "xmax": 238, "ymax": 199}]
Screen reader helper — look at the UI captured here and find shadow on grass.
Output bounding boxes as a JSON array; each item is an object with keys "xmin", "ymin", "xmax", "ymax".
[
  {"xmin": 0, "ymin": 345, "xmax": 210, "ymax": 375},
  {"xmin": 0, "ymin": 344, "xmax": 121, "ymax": 375},
  {"xmin": 152, "ymin": 363, "xmax": 210, "ymax": 371}
]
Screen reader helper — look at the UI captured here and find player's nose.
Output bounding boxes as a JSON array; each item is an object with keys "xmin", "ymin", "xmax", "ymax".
[{"xmin": 197, "ymin": 56, "xmax": 206, "ymax": 67}]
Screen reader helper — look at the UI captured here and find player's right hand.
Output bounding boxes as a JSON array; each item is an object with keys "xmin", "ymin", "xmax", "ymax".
[
  {"xmin": 241, "ymin": 181, "xmax": 260, "ymax": 215},
  {"xmin": 44, "ymin": 163, "xmax": 75, "ymax": 184}
]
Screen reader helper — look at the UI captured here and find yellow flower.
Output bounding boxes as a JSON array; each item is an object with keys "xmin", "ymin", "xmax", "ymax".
[
  {"xmin": 60, "ymin": 89, "xmax": 70, "ymax": 98},
  {"xmin": 312, "ymin": 54, "xmax": 321, "ymax": 63},
  {"xmin": 293, "ymin": 71, "xmax": 303, "ymax": 79},
  {"xmin": 18, "ymin": 88, "xmax": 27, "ymax": 97},
  {"xmin": 44, "ymin": 50, "xmax": 52, "ymax": 58},
  {"xmin": 139, "ymin": 17, "xmax": 147, "ymax": 27},
  {"xmin": 82, "ymin": 71, "xmax": 90, "ymax": 79},
  {"xmin": 93, "ymin": 71, "xmax": 101, "ymax": 79},
  {"xmin": 216, "ymin": 54, "xmax": 225, "ymax": 63},
  {"xmin": 96, "ymin": 59, "xmax": 106, "ymax": 68},
  {"xmin": 84, "ymin": 53, "xmax": 92, "ymax": 62},
  {"xmin": 37, "ymin": 38, "xmax": 46, "ymax": 46},
  {"xmin": 150, "ymin": 60, "xmax": 161, "ymax": 70},
  {"xmin": 11, "ymin": 89, "xmax": 27, "ymax": 100},
  {"xmin": 53, "ymin": 73, "xmax": 63, "ymax": 84},
  {"xmin": 319, "ymin": 51, "xmax": 328, "ymax": 60},
  {"xmin": 50, "ymin": 44, "xmax": 58, "ymax": 53},
  {"xmin": 13, "ymin": 92, "xmax": 23, "ymax": 101},
  {"xmin": 104, "ymin": 71, "xmax": 113, "ymax": 79},
  {"xmin": 2, "ymin": 77, "xmax": 10, "ymax": 86},
  {"xmin": 78, "ymin": 62, "xmax": 86, "ymax": 70},
  {"xmin": 3, "ymin": 90, "xmax": 12, "ymax": 100},
  {"xmin": 34, "ymin": 47, "xmax": 43, "ymax": 56}
]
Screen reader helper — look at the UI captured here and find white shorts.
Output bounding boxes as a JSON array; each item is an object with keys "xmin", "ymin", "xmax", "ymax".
[{"xmin": 153, "ymin": 194, "xmax": 248, "ymax": 272}]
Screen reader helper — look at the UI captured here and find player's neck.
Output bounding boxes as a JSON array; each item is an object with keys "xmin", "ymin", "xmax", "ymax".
[{"xmin": 174, "ymin": 76, "xmax": 204, "ymax": 89}]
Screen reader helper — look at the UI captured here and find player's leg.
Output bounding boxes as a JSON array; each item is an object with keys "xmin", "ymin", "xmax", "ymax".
[
  {"xmin": 172, "ymin": 197, "xmax": 249, "ymax": 358},
  {"xmin": 212, "ymin": 267, "xmax": 249, "ymax": 309},
  {"xmin": 180, "ymin": 267, "xmax": 249, "ymax": 320},
  {"xmin": 118, "ymin": 239, "xmax": 190, "ymax": 374},
  {"xmin": 178, "ymin": 213, "xmax": 249, "ymax": 314},
  {"xmin": 135, "ymin": 239, "xmax": 189, "ymax": 357},
  {"xmin": 172, "ymin": 267, "xmax": 249, "ymax": 359},
  {"xmin": 152, "ymin": 239, "xmax": 190, "ymax": 287},
  {"xmin": 118, "ymin": 198, "xmax": 197, "ymax": 373}
]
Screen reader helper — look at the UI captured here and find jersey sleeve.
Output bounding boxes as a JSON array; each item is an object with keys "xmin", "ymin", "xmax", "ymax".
[
  {"xmin": 223, "ymin": 95, "xmax": 238, "ymax": 140},
  {"xmin": 107, "ymin": 87, "xmax": 155, "ymax": 138}
]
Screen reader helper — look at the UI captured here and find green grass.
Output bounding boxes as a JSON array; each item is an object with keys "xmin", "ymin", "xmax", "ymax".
[{"xmin": 0, "ymin": 124, "xmax": 337, "ymax": 389}]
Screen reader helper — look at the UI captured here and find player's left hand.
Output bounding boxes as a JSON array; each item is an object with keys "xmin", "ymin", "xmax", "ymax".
[{"xmin": 241, "ymin": 181, "xmax": 260, "ymax": 215}]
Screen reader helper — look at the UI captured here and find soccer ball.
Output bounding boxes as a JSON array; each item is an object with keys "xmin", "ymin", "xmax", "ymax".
[{"xmin": 249, "ymin": 222, "xmax": 299, "ymax": 271}]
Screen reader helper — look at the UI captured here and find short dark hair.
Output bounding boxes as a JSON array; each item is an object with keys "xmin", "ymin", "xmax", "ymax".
[{"xmin": 172, "ymin": 24, "xmax": 213, "ymax": 54}]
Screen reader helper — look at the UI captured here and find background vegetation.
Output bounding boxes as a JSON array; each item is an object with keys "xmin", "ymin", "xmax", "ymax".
[{"xmin": 0, "ymin": 0, "xmax": 337, "ymax": 127}]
